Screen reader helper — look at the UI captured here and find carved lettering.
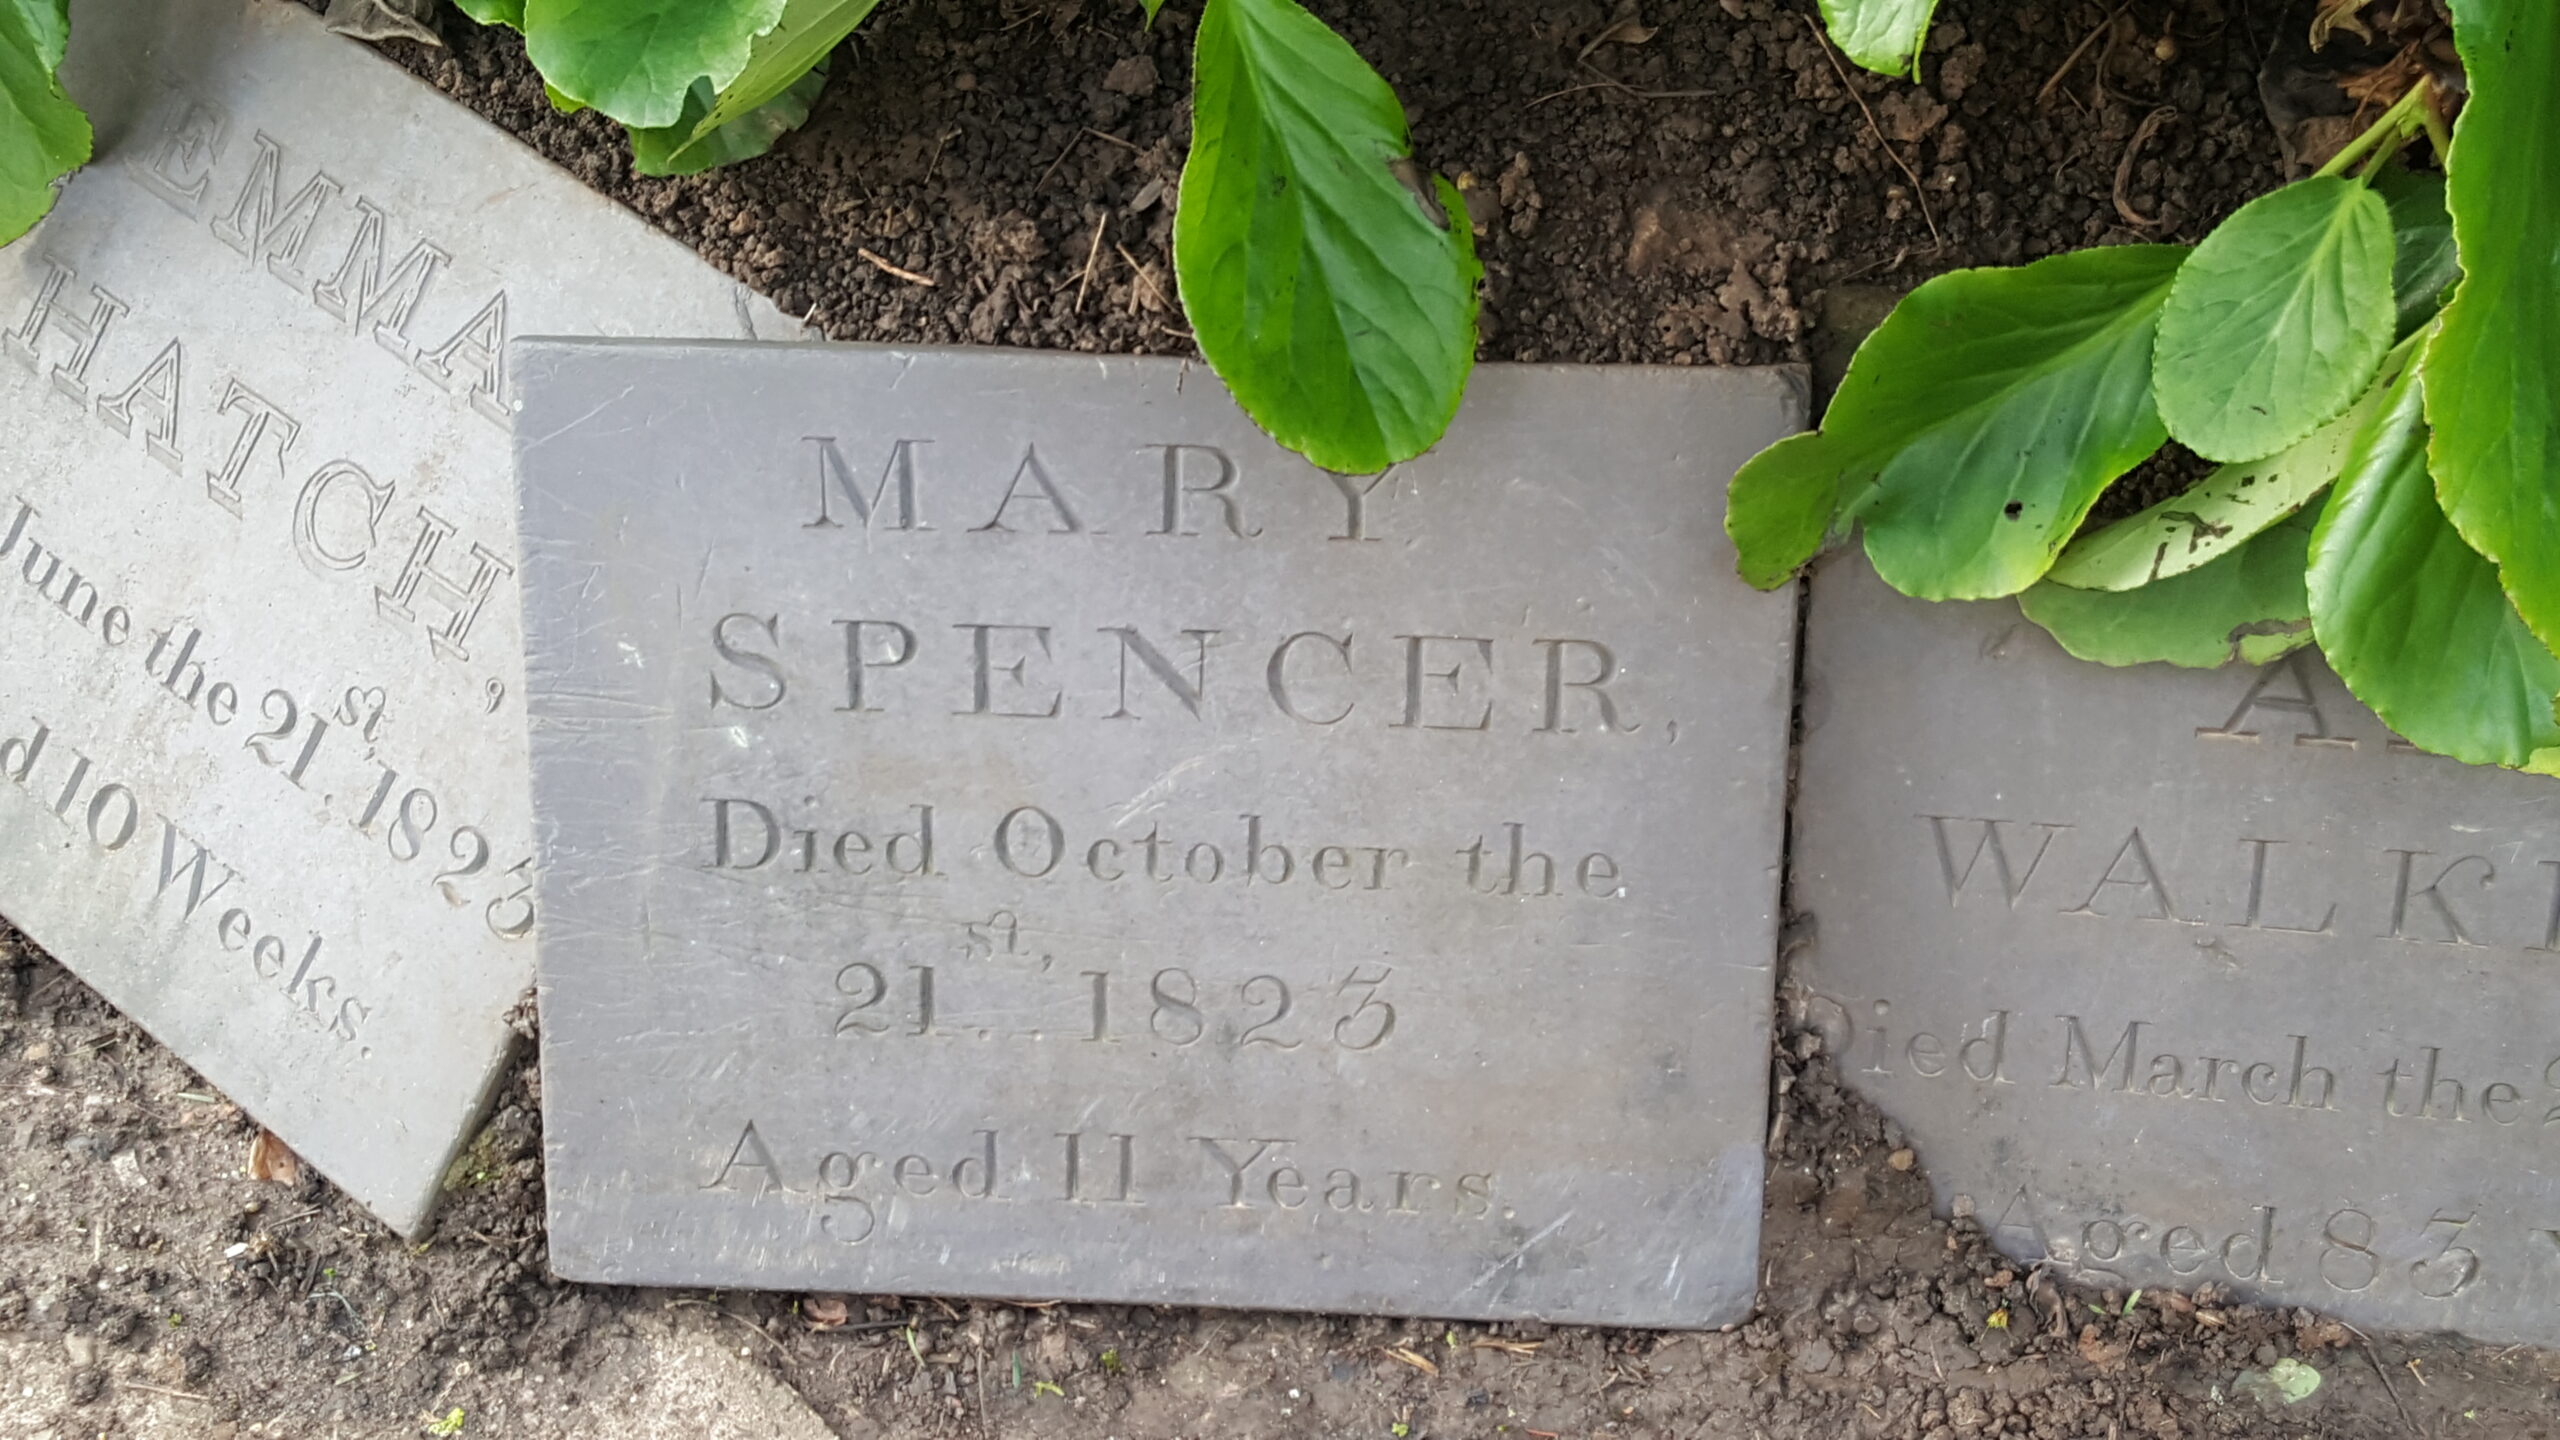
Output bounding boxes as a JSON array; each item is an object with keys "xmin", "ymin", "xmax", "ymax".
[
  {"xmin": 209, "ymin": 133, "xmax": 344, "ymax": 284},
  {"xmin": 2385, "ymin": 849, "xmax": 2490, "ymax": 945},
  {"xmin": 1102, "ymin": 626, "xmax": 1213, "ymax": 719},
  {"xmin": 2200, "ymin": 652, "xmax": 2351, "ymax": 747},
  {"xmin": 374, "ymin": 506, "xmax": 512, "ymax": 661},
  {"xmin": 6, "ymin": 259, "xmax": 130, "ymax": 404},
  {"xmin": 418, "ymin": 291, "xmax": 511, "ymax": 427},
  {"xmin": 805, "ymin": 436, "xmax": 930, "ymax": 532},
  {"xmin": 309, "ymin": 199, "xmax": 451, "ymax": 361},
  {"xmin": 1394, "ymin": 635, "xmax": 1494, "ymax": 731},
  {"xmin": 2062, "ymin": 828, "xmax": 2184, "ymax": 921},
  {"xmin": 1149, "ymin": 444, "xmax": 1254, "ymax": 537},
  {"xmin": 92, "ymin": 339, "xmax": 186, "ymax": 473},
  {"xmin": 135, "ymin": 99, "xmax": 229, "ymax": 216},
  {"xmin": 971, "ymin": 445, "xmax": 1083, "ymax": 533},
  {"xmin": 1923, "ymin": 815, "xmax": 2068, "ymax": 908},
  {"xmin": 202, "ymin": 378, "xmax": 300, "ymax": 518},
  {"xmin": 290, "ymin": 460, "xmax": 392, "ymax": 573}
]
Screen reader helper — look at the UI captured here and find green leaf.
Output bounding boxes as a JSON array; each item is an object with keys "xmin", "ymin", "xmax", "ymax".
[
  {"xmin": 1141, "ymin": 0, "xmax": 1168, "ymax": 18},
  {"xmin": 693, "ymin": 0, "xmax": 877, "ymax": 137},
  {"xmin": 1727, "ymin": 431, "xmax": 1862, "ymax": 589},
  {"xmin": 1841, "ymin": 245, "xmax": 2185, "ymax": 599},
  {"xmin": 2308, "ymin": 355, "xmax": 2560, "ymax": 771},
  {"xmin": 1815, "ymin": 0, "xmax": 1939, "ymax": 77},
  {"xmin": 1176, "ymin": 0, "xmax": 1480, "ymax": 473},
  {"xmin": 453, "ymin": 0, "xmax": 523, "ymax": 27},
  {"xmin": 2045, "ymin": 364, "xmax": 2396, "ymax": 591},
  {"xmin": 2371, "ymin": 163, "xmax": 2459, "ymax": 339},
  {"xmin": 521, "ymin": 0, "xmax": 785, "ymax": 129},
  {"xmin": 0, "ymin": 0, "xmax": 88, "ymax": 245},
  {"xmin": 2152, "ymin": 176, "xmax": 2395, "ymax": 463},
  {"xmin": 3, "ymin": 0, "xmax": 68, "ymax": 70},
  {"xmin": 2021, "ymin": 512, "xmax": 2312, "ymax": 669},
  {"xmin": 545, "ymin": 81, "xmax": 585, "ymax": 115},
  {"xmin": 2426, "ymin": 0, "xmax": 2560, "ymax": 662},
  {"xmin": 629, "ymin": 63, "xmax": 825, "ymax": 176}
]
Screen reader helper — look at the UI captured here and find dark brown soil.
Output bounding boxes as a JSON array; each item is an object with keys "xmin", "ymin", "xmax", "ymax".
[
  {"xmin": 391, "ymin": 0, "xmax": 2285, "ymax": 379},
  {"xmin": 8, "ymin": 1, "xmax": 2549, "ymax": 1436}
]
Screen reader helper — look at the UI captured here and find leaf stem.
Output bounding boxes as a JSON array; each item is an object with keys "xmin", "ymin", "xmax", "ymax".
[
  {"xmin": 2314, "ymin": 77, "xmax": 2433, "ymax": 181},
  {"xmin": 2418, "ymin": 98, "xmax": 2455, "ymax": 166}
]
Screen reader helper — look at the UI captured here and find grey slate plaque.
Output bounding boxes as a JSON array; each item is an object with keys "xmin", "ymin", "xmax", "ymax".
[
  {"xmin": 1797, "ymin": 555, "xmax": 2560, "ymax": 1346},
  {"xmin": 515, "ymin": 340, "xmax": 1803, "ymax": 1326},
  {"xmin": 0, "ymin": 0, "xmax": 793, "ymax": 1234}
]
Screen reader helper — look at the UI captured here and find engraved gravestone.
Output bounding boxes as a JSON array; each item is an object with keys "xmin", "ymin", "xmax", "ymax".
[
  {"xmin": 0, "ymin": 0, "xmax": 794, "ymax": 1234},
  {"xmin": 1796, "ymin": 555, "xmax": 2560, "ymax": 1346},
  {"xmin": 515, "ymin": 340, "xmax": 1803, "ymax": 1325}
]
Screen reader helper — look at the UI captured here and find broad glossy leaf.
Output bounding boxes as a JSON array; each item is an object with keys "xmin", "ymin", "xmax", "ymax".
[
  {"xmin": 693, "ymin": 0, "xmax": 877, "ymax": 137},
  {"xmin": 453, "ymin": 0, "xmax": 523, "ymax": 27},
  {"xmin": 1816, "ymin": 0, "xmax": 1938, "ymax": 77},
  {"xmin": 2153, "ymin": 176, "xmax": 2395, "ymax": 463},
  {"xmin": 2308, "ymin": 359, "xmax": 2560, "ymax": 771},
  {"xmin": 0, "ymin": 0, "xmax": 88, "ymax": 245},
  {"xmin": 1837, "ymin": 245, "xmax": 2185, "ymax": 600},
  {"xmin": 1176, "ymin": 0, "xmax": 1479, "ymax": 473},
  {"xmin": 2371, "ymin": 163, "xmax": 2459, "ymax": 338},
  {"xmin": 2426, "ymin": 0, "xmax": 2560, "ymax": 660},
  {"xmin": 1727, "ymin": 431, "xmax": 1868, "ymax": 590},
  {"xmin": 2045, "ymin": 366, "xmax": 2393, "ymax": 591},
  {"xmin": 2022, "ymin": 511, "xmax": 2313, "ymax": 668},
  {"xmin": 523, "ymin": 0, "xmax": 784, "ymax": 129},
  {"xmin": 3, "ymin": 0, "xmax": 67, "ymax": 69},
  {"xmin": 629, "ymin": 64, "xmax": 825, "ymax": 176}
]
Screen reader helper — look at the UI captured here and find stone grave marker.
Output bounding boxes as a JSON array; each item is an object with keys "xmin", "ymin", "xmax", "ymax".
[
  {"xmin": 515, "ymin": 340, "xmax": 1802, "ymax": 1326},
  {"xmin": 0, "ymin": 0, "xmax": 794, "ymax": 1234},
  {"xmin": 1795, "ymin": 555, "xmax": 2560, "ymax": 1346}
]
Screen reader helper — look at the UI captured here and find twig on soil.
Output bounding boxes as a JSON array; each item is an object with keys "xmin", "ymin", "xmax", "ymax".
[
  {"xmin": 1082, "ymin": 127, "xmax": 1140, "ymax": 153},
  {"xmin": 1117, "ymin": 244, "xmax": 1169, "ymax": 314},
  {"xmin": 1075, "ymin": 214, "xmax": 1109, "ymax": 312},
  {"xmin": 2112, "ymin": 106, "xmax": 2177, "ymax": 229},
  {"xmin": 1035, "ymin": 131, "xmax": 1082, "ymax": 190},
  {"xmin": 857, "ymin": 248, "xmax": 938, "ymax": 288},
  {"xmin": 2038, "ymin": 7, "xmax": 2124, "ymax": 109},
  {"xmin": 118, "ymin": 1381, "xmax": 214, "ymax": 1404},
  {"xmin": 926, "ymin": 128, "xmax": 962, "ymax": 184},
  {"xmin": 1529, "ymin": 59, "xmax": 1712, "ymax": 109},
  {"xmin": 1799, "ymin": 15, "xmax": 1942, "ymax": 251},
  {"xmin": 1526, "ymin": 81, "xmax": 1617, "ymax": 108},
  {"xmin": 2345, "ymin": 1326, "xmax": 2423, "ymax": 1437}
]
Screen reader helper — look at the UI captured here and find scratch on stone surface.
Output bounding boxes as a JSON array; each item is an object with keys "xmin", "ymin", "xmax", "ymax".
[
  {"xmin": 1460, "ymin": 1211, "xmax": 1574, "ymax": 1296},
  {"xmin": 520, "ymin": 386, "xmax": 639, "ymax": 451},
  {"xmin": 1110, "ymin": 751, "xmax": 1224, "ymax": 825}
]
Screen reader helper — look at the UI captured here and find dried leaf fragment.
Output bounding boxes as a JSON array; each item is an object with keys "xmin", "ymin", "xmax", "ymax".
[
  {"xmin": 246, "ymin": 1129, "xmax": 300, "ymax": 1186},
  {"xmin": 2311, "ymin": 0, "xmax": 2373, "ymax": 49}
]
